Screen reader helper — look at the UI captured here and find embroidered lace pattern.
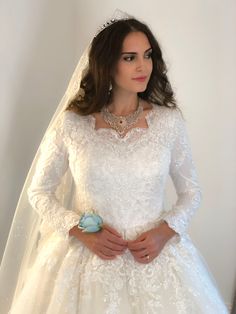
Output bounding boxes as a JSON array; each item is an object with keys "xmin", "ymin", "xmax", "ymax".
[{"xmin": 24, "ymin": 104, "xmax": 228, "ymax": 313}]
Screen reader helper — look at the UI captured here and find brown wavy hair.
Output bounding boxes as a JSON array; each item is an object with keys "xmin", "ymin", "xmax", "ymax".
[{"xmin": 66, "ymin": 18, "xmax": 180, "ymax": 116}]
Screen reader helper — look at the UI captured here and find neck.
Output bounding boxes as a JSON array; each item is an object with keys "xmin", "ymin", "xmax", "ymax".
[{"xmin": 108, "ymin": 90, "xmax": 140, "ymax": 115}]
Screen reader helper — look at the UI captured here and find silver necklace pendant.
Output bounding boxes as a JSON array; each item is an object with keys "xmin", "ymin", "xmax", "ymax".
[{"xmin": 100, "ymin": 99, "xmax": 143, "ymax": 138}]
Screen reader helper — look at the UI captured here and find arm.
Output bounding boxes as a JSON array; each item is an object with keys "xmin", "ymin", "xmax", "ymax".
[
  {"xmin": 27, "ymin": 113, "xmax": 81, "ymax": 240},
  {"xmin": 162, "ymin": 110, "xmax": 202, "ymax": 239}
]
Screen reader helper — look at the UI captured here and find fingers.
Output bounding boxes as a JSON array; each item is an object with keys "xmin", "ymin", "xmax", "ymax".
[
  {"xmin": 102, "ymin": 245, "xmax": 124, "ymax": 256},
  {"xmin": 96, "ymin": 243, "xmax": 126, "ymax": 260},
  {"xmin": 101, "ymin": 235, "xmax": 127, "ymax": 254},
  {"xmin": 127, "ymin": 239, "xmax": 147, "ymax": 251},
  {"xmin": 136, "ymin": 249, "xmax": 150, "ymax": 259},
  {"xmin": 102, "ymin": 224, "xmax": 123, "ymax": 238},
  {"xmin": 128, "ymin": 246, "xmax": 153, "ymax": 264},
  {"xmin": 92, "ymin": 244, "xmax": 120, "ymax": 260},
  {"xmin": 104, "ymin": 240, "xmax": 126, "ymax": 252},
  {"xmin": 135, "ymin": 254, "xmax": 153, "ymax": 264},
  {"xmin": 102, "ymin": 225, "xmax": 127, "ymax": 246},
  {"xmin": 83, "ymin": 223, "xmax": 161, "ymax": 262},
  {"xmin": 97, "ymin": 244, "xmax": 125, "ymax": 260},
  {"xmin": 95, "ymin": 226, "xmax": 128, "ymax": 257},
  {"xmin": 97, "ymin": 251, "xmax": 116, "ymax": 260},
  {"xmin": 127, "ymin": 233, "xmax": 147, "ymax": 250},
  {"xmin": 93, "ymin": 242, "xmax": 121, "ymax": 260},
  {"xmin": 129, "ymin": 247, "xmax": 155, "ymax": 264},
  {"xmin": 129, "ymin": 246, "xmax": 150, "ymax": 259},
  {"xmin": 106, "ymin": 233, "xmax": 127, "ymax": 247}
]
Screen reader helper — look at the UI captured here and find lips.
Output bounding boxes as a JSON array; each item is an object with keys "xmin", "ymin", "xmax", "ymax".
[{"xmin": 132, "ymin": 76, "xmax": 147, "ymax": 82}]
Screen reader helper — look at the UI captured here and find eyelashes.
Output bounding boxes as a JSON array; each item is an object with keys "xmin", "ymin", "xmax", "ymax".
[
  {"xmin": 123, "ymin": 52, "xmax": 152, "ymax": 62},
  {"xmin": 123, "ymin": 56, "xmax": 135, "ymax": 62}
]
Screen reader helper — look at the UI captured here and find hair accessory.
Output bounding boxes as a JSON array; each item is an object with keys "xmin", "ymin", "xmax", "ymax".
[
  {"xmin": 99, "ymin": 19, "xmax": 117, "ymax": 32},
  {"xmin": 94, "ymin": 9, "xmax": 132, "ymax": 37}
]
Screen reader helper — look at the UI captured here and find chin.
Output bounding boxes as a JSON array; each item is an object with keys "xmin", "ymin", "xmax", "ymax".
[
  {"xmin": 136, "ymin": 86, "xmax": 148, "ymax": 93},
  {"xmin": 129, "ymin": 84, "xmax": 148, "ymax": 93},
  {"xmin": 120, "ymin": 83, "xmax": 148, "ymax": 94}
]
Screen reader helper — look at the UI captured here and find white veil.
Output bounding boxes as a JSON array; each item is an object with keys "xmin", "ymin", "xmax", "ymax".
[{"xmin": 0, "ymin": 9, "xmax": 131, "ymax": 313}]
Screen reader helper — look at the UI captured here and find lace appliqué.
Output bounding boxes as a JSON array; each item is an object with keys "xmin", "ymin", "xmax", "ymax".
[
  {"xmin": 161, "ymin": 110, "xmax": 202, "ymax": 238},
  {"xmin": 22, "ymin": 105, "xmax": 229, "ymax": 314}
]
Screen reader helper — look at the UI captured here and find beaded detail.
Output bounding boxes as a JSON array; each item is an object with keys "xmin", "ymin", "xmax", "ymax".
[
  {"xmin": 100, "ymin": 100, "xmax": 143, "ymax": 138},
  {"xmin": 94, "ymin": 9, "xmax": 131, "ymax": 38}
]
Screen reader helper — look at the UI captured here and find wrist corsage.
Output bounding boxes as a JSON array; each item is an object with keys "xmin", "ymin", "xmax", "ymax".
[{"xmin": 78, "ymin": 210, "xmax": 103, "ymax": 233}]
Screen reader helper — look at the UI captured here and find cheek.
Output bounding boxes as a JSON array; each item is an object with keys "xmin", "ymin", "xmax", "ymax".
[
  {"xmin": 119, "ymin": 63, "xmax": 130, "ymax": 75},
  {"xmin": 114, "ymin": 63, "xmax": 132, "ymax": 83}
]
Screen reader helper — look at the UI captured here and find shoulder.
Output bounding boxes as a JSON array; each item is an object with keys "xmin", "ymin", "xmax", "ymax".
[
  {"xmin": 152, "ymin": 104, "xmax": 184, "ymax": 127},
  {"xmin": 45, "ymin": 110, "xmax": 89, "ymax": 145},
  {"xmin": 156, "ymin": 104, "xmax": 183, "ymax": 118},
  {"xmin": 150, "ymin": 105, "xmax": 186, "ymax": 147},
  {"xmin": 162, "ymin": 107, "xmax": 188, "ymax": 145},
  {"xmin": 60, "ymin": 109, "xmax": 87, "ymax": 125},
  {"xmin": 55, "ymin": 110, "xmax": 89, "ymax": 133}
]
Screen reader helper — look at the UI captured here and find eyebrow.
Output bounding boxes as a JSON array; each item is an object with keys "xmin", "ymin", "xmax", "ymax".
[{"xmin": 121, "ymin": 47, "xmax": 152, "ymax": 55}]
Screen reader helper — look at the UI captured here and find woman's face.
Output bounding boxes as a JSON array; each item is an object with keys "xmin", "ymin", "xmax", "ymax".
[{"xmin": 112, "ymin": 31, "xmax": 153, "ymax": 94}]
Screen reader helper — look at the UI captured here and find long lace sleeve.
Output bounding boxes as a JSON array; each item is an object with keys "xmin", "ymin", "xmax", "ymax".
[
  {"xmin": 27, "ymin": 113, "xmax": 81, "ymax": 239},
  {"xmin": 163, "ymin": 110, "xmax": 202, "ymax": 238}
]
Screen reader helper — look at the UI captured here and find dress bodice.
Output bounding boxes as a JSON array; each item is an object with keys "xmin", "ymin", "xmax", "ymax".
[{"xmin": 27, "ymin": 104, "xmax": 202, "ymax": 241}]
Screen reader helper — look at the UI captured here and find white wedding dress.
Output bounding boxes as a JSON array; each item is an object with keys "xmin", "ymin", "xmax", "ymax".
[{"xmin": 9, "ymin": 104, "xmax": 228, "ymax": 314}]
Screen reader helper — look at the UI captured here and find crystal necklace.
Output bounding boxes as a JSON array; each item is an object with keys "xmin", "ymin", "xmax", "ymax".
[{"xmin": 100, "ymin": 99, "xmax": 143, "ymax": 138}]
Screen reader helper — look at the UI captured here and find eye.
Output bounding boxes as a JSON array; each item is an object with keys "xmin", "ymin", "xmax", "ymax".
[
  {"xmin": 123, "ymin": 55, "xmax": 135, "ymax": 62},
  {"xmin": 145, "ymin": 51, "xmax": 152, "ymax": 59}
]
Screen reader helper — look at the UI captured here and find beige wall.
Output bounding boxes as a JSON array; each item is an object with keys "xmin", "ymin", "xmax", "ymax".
[{"xmin": 1, "ymin": 0, "xmax": 235, "ymax": 310}]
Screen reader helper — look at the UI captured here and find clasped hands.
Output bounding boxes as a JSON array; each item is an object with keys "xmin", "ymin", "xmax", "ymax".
[{"xmin": 78, "ymin": 221, "xmax": 176, "ymax": 264}]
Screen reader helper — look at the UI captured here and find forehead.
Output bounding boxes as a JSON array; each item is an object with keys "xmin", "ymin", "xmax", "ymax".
[{"xmin": 121, "ymin": 31, "xmax": 151, "ymax": 51}]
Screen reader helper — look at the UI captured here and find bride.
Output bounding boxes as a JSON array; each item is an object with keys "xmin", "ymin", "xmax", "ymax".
[{"xmin": 0, "ymin": 9, "xmax": 229, "ymax": 314}]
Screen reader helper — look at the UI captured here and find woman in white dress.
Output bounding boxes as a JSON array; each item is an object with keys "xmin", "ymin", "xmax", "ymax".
[{"xmin": 0, "ymin": 10, "xmax": 229, "ymax": 314}]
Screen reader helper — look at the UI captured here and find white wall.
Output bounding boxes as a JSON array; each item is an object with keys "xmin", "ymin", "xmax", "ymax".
[
  {"xmin": 1, "ymin": 0, "xmax": 235, "ymax": 310},
  {"xmin": 0, "ymin": 0, "xmax": 78, "ymax": 258}
]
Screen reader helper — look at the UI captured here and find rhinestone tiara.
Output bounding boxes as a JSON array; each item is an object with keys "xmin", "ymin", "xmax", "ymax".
[{"xmin": 94, "ymin": 9, "xmax": 132, "ymax": 37}]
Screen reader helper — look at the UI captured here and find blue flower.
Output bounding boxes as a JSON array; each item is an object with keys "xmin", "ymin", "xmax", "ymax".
[{"xmin": 78, "ymin": 213, "xmax": 103, "ymax": 233}]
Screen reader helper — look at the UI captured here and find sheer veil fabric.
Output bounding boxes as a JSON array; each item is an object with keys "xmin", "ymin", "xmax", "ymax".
[{"xmin": 0, "ymin": 9, "xmax": 131, "ymax": 313}]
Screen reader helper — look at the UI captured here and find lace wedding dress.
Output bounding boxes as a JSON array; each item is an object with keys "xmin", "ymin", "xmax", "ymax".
[{"xmin": 9, "ymin": 104, "xmax": 228, "ymax": 314}]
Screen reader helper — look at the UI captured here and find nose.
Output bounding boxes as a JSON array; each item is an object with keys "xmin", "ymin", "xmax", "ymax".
[{"xmin": 136, "ymin": 57, "xmax": 146, "ymax": 71}]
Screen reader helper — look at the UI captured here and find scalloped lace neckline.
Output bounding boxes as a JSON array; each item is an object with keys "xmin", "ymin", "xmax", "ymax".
[{"xmin": 88, "ymin": 104, "xmax": 158, "ymax": 141}]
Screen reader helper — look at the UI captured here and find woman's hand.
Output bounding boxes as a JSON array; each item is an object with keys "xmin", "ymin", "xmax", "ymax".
[
  {"xmin": 127, "ymin": 221, "xmax": 177, "ymax": 264},
  {"xmin": 70, "ymin": 223, "xmax": 128, "ymax": 260}
]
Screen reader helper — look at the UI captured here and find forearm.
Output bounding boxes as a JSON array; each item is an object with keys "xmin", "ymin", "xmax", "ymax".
[
  {"xmin": 166, "ymin": 108, "xmax": 202, "ymax": 238},
  {"xmin": 162, "ymin": 188, "xmax": 202, "ymax": 237},
  {"xmin": 28, "ymin": 189, "xmax": 81, "ymax": 239}
]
